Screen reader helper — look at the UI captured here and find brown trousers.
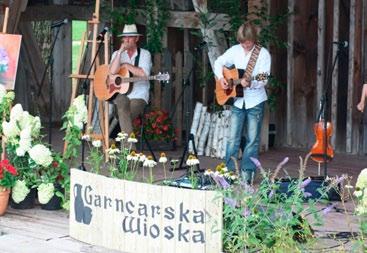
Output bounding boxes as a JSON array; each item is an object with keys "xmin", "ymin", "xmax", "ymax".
[{"xmin": 113, "ymin": 95, "xmax": 146, "ymax": 136}]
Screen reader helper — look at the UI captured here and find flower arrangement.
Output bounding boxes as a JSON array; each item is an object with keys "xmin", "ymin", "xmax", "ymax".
[
  {"xmin": 2, "ymin": 104, "xmax": 42, "ymax": 202},
  {"xmin": 354, "ymin": 168, "xmax": 367, "ymax": 247},
  {"xmin": 0, "ymin": 159, "xmax": 17, "ymax": 190},
  {"xmin": 132, "ymin": 109, "xmax": 175, "ymax": 143},
  {"xmin": 206, "ymin": 156, "xmax": 339, "ymax": 252},
  {"xmin": 60, "ymin": 94, "xmax": 88, "ymax": 209}
]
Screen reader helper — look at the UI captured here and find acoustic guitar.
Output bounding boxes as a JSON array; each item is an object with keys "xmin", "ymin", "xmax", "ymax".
[
  {"xmin": 215, "ymin": 66, "xmax": 269, "ymax": 105},
  {"xmin": 94, "ymin": 64, "xmax": 170, "ymax": 101}
]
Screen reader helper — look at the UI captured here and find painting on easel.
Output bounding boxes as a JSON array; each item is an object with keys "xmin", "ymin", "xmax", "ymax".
[{"xmin": 0, "ymin": 34, "xmax": 22, "ymax": 90}]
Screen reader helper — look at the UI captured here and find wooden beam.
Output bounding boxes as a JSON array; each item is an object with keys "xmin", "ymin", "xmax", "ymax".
[
  {"xmin": 331, "ymin": 0, "xmax": 339, "ymax": 148},
  {"xmin": 347, "ymin": 0, "xmax": 356, "ymax": 153},
  {"xmin": 6, "ymin": 0, "xmax": 28, "ymax": 34},
  {"xmin": 21, "ymin": 5, "xmax": 231, "ymax": 30},
  {"xmin": 286, "ymin": 0, "xmax": 295, "ymax": 146},
  {"xmin": 316, "ymin": 0, "xmax": 325, "ymax": 118}
]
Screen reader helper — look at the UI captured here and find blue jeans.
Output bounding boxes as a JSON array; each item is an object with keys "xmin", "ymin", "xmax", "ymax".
[{"xmin": 225, "ymin": 102, "xmax": 265, "ymax": 177}]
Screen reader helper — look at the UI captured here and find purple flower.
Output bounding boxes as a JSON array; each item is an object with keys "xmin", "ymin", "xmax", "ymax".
[
  {"xmin": 303, "ymin": 192, "xmax": 312, "ymax": 198},
  {"xmin": 242, "ymin": 207, "xmax": 250, "ymax": 217},
  {"xmin": 276, "ymin": 157, "xmax": 289, "ymax": 171},
  {"xmin": 216, "ymin": 175, "xmax": 230, "ymax": 189},
  {"xmin": 224, "ymin": 197, "xmax": 237, "ymax": 208},
  {"xmin": 300, "ymin": 178, "xmax": 312, "ymax": 189},
  {"xmin": 268, "ymin": 189, "xmax": 275, "ymax": 199}
]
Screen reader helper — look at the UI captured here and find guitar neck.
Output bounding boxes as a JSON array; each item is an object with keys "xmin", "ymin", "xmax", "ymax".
[
  {"xmin": 232, "ymin": 73, "xmax": 268, "ymax": 85},
  {"xmin": 121, "ymin": 76, "xmax": 156, "ymax": 83}
]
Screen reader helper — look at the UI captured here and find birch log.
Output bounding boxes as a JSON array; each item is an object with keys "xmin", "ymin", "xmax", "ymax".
[
  {"xmin": 197, "ymin": 112, "xmax": 211, "ymax": 155},
  {"xmin": 205, "ymin": 113, "xmax": 217, "ymax": 156},
  {"xmin": 191, "ymin": 0, "xmax": 227, "ymax": 69},
  {"xmin": 195, "ymin": 106, "xmax": 207, "ymax": 145},
  {"xmin": 189, "ymin": 102, "xmax": 203, "ymax": 152},
  {"xmin": 211, "ymin": 112, "xmax": 222, "ymax": 157}
]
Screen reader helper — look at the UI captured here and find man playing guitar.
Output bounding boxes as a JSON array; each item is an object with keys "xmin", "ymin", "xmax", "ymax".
[
  {"xmin": 109, "ymin": 24, "xmax": 152, "ymax": 139},
  {"xmin": 214, "ymin": 22, "xmax": 271, "ymax": 185}
]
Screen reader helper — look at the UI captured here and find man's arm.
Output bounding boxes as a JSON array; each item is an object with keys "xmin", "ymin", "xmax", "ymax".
[{"xmin": 357, "ymin": 83, "xmax": 367, "ymax": 112}]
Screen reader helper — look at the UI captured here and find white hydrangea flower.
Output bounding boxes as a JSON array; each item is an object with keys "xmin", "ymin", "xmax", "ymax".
[
  {"xmin": 11, "ymin": 180, "xmax": 30, "ymax": 203},
  {"xmin": 2, "ymin": 120, "xmax": 19, "ymax": 138},
  {"xmin": 0, "ymin": 85, "xmax": 6, "ymax": 101},
  {"xmin": 92, "ymin": 140, "xmax": 102, "ymax": 148},
  {"xmin": 29, "ymin": 144, "xmax": 53, "ymax": 167},
  {"xmin": 356, "ymin": 168, "xmax": 367, "ymax": 189},
  {"xmin": 37, "ymin": 183, "xmax": 55, "ymax": 204},
  {"xmin": 5, "ymin": 90, "xmax": 15, "ymax": 100},
  {"xmin": 15, "ymin": 147, "xmax": 26, "ymax": 157},
  {"xmin": 10, "ymin": 103, "xmax": 23, "ymax": 122}
]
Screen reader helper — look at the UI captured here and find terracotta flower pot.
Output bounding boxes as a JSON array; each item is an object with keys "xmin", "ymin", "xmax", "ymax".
[{"xmin": 0, "ymin": 186, "xmax": 10, "ymax": 216}]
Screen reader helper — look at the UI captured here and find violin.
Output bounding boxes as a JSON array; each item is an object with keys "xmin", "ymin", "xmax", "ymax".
[{"xmin": 310, "ymin": 121, "xmax": 334, "ymax": 163}]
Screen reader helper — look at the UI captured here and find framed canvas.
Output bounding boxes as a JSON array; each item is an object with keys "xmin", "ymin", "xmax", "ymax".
[{"xmin": 0, "ymin": 34, "xmax": 22, "ymax": 90}]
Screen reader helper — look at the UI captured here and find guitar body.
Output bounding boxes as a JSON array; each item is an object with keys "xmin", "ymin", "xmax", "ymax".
[
  {"xmin": 94, "ymin": 64, "xmax": 131, "ymax": 101},
  {"xmin": 215, "ymin": 66, "xmax": 245, "ymax": 105}
]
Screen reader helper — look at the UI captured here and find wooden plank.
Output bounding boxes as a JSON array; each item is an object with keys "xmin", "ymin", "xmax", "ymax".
[
  {"xmin": 153, "ymin": 54, "xmax": 162, "ymax": 109},
  {"xmin": 2, "ymin": 6, "xmax": 9, "ymax": 33},
  {"xmin": 347, "ymin": 0, "xmax": 356, "ymax": 153},
  {"xmin": 351, "ymin": 0, "xmax": 362, "ymax": 154},
  {"xmin": 316, "ymin": 0, "xmax": 325, "ymax": 119},
  {"xmin": 331, "ymin": 0, "xmax": 339, "ymax": 148},
  {"xmin": 174, "ymin": 52, "xmax": 183, "ymax": 145},
  {"xmin": 286, "ymin": 0, "xmax": 295, "ymax": 146},
  {"xmin": 21, "ymin": 6, "xmax": 231, "ymax": 30},
  {"xmin": 53, "ymin": 22, "xmax": 72, "ymax": 121},
  {"xmin": 6, "ymin": 0, "xmax": 28, "ymax": 34}
]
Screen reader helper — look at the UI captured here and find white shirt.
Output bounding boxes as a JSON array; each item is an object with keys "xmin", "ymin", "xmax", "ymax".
[
  {"xmin": 214, "ymin": 44, "xmax": 271, "ymax": 109},
  {"xmin": 111, "ymin": 48, "xmax": 152, "ymax": 103}
]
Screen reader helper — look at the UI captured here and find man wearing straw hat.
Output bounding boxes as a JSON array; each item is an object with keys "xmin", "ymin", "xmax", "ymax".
[{"xmin": 109, "ymin": 24, "xmax": 152, "ymax": 138}]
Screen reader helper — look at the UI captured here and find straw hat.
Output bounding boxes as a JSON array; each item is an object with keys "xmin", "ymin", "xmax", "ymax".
[{"xmin": 117, "ymin": 24, "xmax": 142, "ymax": 37}]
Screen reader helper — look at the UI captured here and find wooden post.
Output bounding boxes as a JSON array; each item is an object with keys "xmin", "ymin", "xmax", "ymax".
[
  {"xmin": 287, "ymin": 0, "xmax": 295, "ymax": 146},
  {"xmin": 174, "ymin": 52, "xmax": 183, "ymax": 145},
  {"xmin": 2, "ymin": 7, "xmax": 8, "ymax": 33},
  {"xmin": 316, "ymin": 0, "xmax": 325, "ymax": 122},
  {"xmin": 347, "ymin": 0, "xmax": 356, "ymax": 153},
  {"xmin": 331, "ymin": 0, "xmax": 339, "ymax": 148}
]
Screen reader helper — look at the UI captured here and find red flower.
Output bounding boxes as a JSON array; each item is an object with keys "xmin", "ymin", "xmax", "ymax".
[
  {"xmin": 0, "ymin": 159, "xmax": 17, "ymax": 177},
  {"xmin": 52, "ymin": 161, "xmax": 59, "ymax": 168}
]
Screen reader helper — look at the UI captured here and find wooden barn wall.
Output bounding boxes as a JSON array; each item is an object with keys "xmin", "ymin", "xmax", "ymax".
[{"xmin": 2, "ymin": 0, "xmax": 366, "ymax": 153}]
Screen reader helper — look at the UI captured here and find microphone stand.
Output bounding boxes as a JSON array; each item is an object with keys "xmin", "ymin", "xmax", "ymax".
[
  {"xmin": 37, "ymin": 24, "xmax": 64, "ymax": 145},
  {"xmin": 79, "ymin": 37, "xmax": 105, "ymax": 171},
  {"xmin": 316, "ymin": 43, "xmax": 343, "ymax": 178}
]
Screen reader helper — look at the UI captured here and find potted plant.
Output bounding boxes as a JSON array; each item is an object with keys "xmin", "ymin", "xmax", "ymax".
[
  {"xmin": 37, "ymin": 153, "xmax": 67, "ymax": 210},
  {"xmin": 2, "ymin": 104, "xmax": 42, "ymax": 209},
  {"xmin": 0, "ymin": 159, "xmax": 17, "ymax": 215},
  {"xmin": 132, "ymin": 109, "xmax": 176, "ymax": 150}
]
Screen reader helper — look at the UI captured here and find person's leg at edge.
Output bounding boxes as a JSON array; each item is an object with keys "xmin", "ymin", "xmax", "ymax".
[
  {"xmin": 114, "ymin": 94, "xmax": 132, "ymax": 135},
  {"xmin": 241, "ymin": 102, "xmax": 265, "ymax": 184},
  {"xmin": 225, "ymin": 106, "xmax": 246, "ymax": 173}
]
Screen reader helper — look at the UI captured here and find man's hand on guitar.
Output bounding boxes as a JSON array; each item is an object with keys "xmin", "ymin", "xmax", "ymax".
[
  {"xmin": 220, "ymin": 78, "xmax": 229, "ymax": 90},
  {"xmin": 240, "ymin": 78, "xmax": 250, "ymax": 88}
]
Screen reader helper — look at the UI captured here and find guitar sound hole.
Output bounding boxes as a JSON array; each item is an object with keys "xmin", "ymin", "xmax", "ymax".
[{"xmin": 115, "ymin": 77, "xmax": 122, "ymax": 85}]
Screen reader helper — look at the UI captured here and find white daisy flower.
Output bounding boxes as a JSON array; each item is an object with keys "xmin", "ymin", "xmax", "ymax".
[{"xmin": 92, "ymin": 140, "xmax": 102, "ymax": 148}]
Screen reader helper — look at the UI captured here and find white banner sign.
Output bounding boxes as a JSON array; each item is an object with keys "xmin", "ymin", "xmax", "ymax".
[{"xmin": 69, "ymin": 169, "xmax": 222, "ymax": 253}]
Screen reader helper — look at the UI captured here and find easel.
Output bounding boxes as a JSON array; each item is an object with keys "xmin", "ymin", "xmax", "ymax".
[
  {"xmin": 1, "ymin": 7, "xmax": 10, "ymax": 160},
  {"xmin": 65, "ymin": 0, "xmax": 111, "ymax": 160}
]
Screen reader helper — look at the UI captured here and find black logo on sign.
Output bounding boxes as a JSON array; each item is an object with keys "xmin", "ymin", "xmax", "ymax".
[{"xmin": 74, "ymin": 184, "xmax": 93, "ymax": 225}]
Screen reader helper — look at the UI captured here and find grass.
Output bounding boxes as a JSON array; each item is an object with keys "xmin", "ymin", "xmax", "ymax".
[{"xmin": 72, "ymin": 21, "xmax": 87, "ymax": 73}]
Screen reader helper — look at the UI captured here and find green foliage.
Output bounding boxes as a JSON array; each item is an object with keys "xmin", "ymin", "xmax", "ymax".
[{"xmin": 145, "ymin": 0, "xmax": 170, "ymax": 54}]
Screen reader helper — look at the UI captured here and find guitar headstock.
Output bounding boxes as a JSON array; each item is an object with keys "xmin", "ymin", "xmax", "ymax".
[
  {"xmin": 154, "ymin": 72, "xmax": 170, "ymax": 82},
  {"xmin": 255, "ymin": 72, "xmax": 269, "ymax": 81}
]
